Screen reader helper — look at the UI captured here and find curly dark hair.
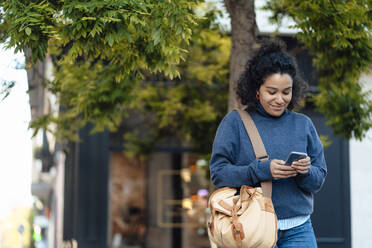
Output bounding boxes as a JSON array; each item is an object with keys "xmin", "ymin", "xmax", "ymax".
[{"xmin": 237, "ymin": 39, "xmax": 307, "ymax": 110}]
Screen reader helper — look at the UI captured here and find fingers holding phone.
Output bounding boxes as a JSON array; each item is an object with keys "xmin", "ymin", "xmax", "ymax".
[
  {"xmin": 291, "ymin": 156, "xmax": 311, "ymax": 174},
  {"xmin": 270, "ymin": 159, "xmax": 297, "ymax": 180}
]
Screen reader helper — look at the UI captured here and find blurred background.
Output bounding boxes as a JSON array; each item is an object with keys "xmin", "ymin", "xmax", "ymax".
[{"xmin": 0, "ymin": 1, "xmax": 372, "ymax": 248}]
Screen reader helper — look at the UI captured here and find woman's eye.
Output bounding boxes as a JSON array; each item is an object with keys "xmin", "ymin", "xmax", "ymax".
[
  {"xmin": 283, "ymin": 91, "xmax": 290, "ymax": 95},
  {"xmin": 268, "ymin": 91, "xmax": 276, "ymax": 95}
]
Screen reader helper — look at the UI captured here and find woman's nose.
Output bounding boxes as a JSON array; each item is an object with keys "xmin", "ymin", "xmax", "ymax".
[{"xmin": 276, "ymin": 94, "xmax": 285, "ymax": 104}]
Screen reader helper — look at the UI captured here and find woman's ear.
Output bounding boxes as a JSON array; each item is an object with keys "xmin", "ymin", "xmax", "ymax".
[{"xmin": 256, "ymin": 92, "xmax": 259, "ymax": 99}]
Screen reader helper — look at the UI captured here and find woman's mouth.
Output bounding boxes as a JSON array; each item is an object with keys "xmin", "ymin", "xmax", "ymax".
[{"xmin": 270, "ymin": 105, "xmax": 284, "ymax": 111}]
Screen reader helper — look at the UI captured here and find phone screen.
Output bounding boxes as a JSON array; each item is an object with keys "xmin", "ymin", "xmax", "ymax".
[{"xmin": 285, "ymin": 152, "xmax": 307, "ymax": 165}]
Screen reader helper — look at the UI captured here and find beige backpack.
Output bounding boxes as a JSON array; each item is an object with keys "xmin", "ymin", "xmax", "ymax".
[{"xmin": 207, "ymin": 109, "xmax": 277, "ymax": 248}]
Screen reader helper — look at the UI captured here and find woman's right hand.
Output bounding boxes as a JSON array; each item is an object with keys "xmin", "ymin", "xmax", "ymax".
[{"xmin": 270, "ymin": 159, "xmax": 297, "ymax": 180}]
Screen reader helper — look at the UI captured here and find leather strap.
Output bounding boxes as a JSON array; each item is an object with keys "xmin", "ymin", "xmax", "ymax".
[
  {"xmin": 235, "ymin": 109, "xmax": 273, "ymax": 198},
  {"xmin": 231, "ymin": 202, "xmax": 244, "ymax": 247}
]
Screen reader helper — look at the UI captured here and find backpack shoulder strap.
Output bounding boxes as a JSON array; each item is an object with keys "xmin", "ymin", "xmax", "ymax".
[{"xmin": 235, "ymin": 109, "xmax": 272, "ymax": 198}]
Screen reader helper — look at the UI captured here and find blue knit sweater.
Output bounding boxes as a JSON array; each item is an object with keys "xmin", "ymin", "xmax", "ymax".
[{"xmin": 209, "ymin": 105, "xmax": 327, "ymax": 219}]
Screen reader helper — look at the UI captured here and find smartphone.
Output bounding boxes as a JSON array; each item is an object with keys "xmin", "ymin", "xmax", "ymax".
[{"xmin": 285, "ymin": 151, "xmax": 307, "ymax": 165}]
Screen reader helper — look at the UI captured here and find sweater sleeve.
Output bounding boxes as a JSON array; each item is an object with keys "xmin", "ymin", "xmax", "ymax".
[
  {"xmin": 209, "ymin": 112, "xmax": 273, "ymax": 188},
  {"xmin": 295, "ymin": 118, "xmax": 327, "ymax": 193}
]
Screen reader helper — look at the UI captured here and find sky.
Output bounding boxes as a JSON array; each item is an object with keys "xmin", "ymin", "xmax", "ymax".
[
  {"xmin": 0, "ymin": 45, "xmax": 33, "ymax": 219},
  {"xmin": 207, "ymin": 0, "xmax": 298, "ymax": 34}
]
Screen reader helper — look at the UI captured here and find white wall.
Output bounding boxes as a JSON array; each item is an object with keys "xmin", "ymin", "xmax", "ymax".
[{"xmin": 350, "ymin": 71, "xmax": 372, "ymax": 248}]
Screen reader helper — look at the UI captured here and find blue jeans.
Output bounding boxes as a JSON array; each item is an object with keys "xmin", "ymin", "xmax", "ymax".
[{"xmin": 275, "ymin": 219, "xmax": 317, "ymax": 248}]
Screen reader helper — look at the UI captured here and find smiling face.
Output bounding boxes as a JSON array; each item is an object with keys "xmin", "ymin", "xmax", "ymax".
[{"xmin": 257, "ymin": 73, "xmax": 293, "ymax": 117}]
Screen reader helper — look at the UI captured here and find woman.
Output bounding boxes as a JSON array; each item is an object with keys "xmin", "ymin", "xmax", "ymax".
[{"xmin": 209, "ymin": 40, "xmax": 327, "ymax": 247}]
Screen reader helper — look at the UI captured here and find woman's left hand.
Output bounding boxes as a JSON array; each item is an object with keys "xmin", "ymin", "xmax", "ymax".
[{"xmin": 291, "ymin": 156, "xmax": 311, "ymax": 174}]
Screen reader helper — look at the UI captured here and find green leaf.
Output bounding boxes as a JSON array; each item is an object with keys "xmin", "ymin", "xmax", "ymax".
[{"xmin": 25, "ymin": 27, "xmax": 32, "ymax": 36}]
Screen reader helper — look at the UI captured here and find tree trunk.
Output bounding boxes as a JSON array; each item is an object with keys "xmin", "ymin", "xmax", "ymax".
[
  {"xmin": 224, "ymin": 0, "xmax": 257, "ymax": 112},
  {"xmin": 25, "ymin": 49, "xmax": 47, "ymax": 121}
]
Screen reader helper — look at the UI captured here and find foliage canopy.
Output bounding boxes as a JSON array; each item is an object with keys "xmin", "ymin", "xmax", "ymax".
[
  {"xmin": 1, "ymin": 0, "xmax": 202, "ymax": 142},
  {"xmin": 265, "ymin": 0, "xmax": 372, "ymax": 140},
  {"xmin": 1, "ymin": 1, "xmax": 229, "ymax": 157},
  {"xmin": 125, "ymin": 14, "xmax": 230, "ymax": 156},
  {"xmin": 0, "ymin": 0, "xmax": 372, "ymax": 157}
]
